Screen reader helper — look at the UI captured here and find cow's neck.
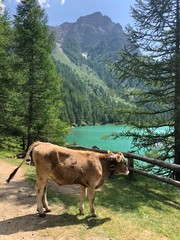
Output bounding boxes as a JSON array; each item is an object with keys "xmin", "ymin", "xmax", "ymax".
[
  {"xmin": 109, "ymin": 156, "xmax": 117, "ymax": 176},
  {"xmin": 99, "ymin": 154, "xmax": 116, "ymax": 178}
]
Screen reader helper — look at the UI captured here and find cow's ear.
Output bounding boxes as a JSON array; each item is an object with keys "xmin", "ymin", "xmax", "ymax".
[{"xmin": 116, "ymin": 152, "xmax": 124, "ymax": 162}]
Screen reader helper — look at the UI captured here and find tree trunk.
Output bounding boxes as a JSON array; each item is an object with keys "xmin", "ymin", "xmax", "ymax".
[
  {"xmin": 174, "ymin": 0, "xmax": 180, "ymax": 180},
  {"xmin": 27, "ymin": 62, "xmax": 35, "ymax": 148},
  {"xmin": 27, "ymin": 91, "xmax": 33, "ymax": 148}
]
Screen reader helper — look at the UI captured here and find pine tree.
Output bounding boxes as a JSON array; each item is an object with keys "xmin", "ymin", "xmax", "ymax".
[
  {"xmin": 13, "ymin": 0, "xmax": 68, "ymax": 148},
  {"xmin": 109, "ymin": 0, "xmax": 180, "ymax": 179},
  {"xmin": 0, "ymin": 4, "xmax": 15, "ymax": 141}
]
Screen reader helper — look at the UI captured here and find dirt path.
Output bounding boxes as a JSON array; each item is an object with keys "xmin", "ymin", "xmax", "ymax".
[
  {"xmin": 0, "ymin": 159, "xmax": 55, "ymax": 240},
  {"xmin": 0, "ymin": 160, "xmax": 79, "ymax": 240}
]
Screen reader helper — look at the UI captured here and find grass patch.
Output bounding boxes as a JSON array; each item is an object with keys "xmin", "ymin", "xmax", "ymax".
[
  {"xmin": 96, "ymin": 176, "xmax": 180, "ymax": 239},
  {"xmin": 1, "ymin": 152, "xmax": 180, "ymax": 240},
  {"xmin": 0, "ymin": 150, "xmax": 21, "ymax": 165}
]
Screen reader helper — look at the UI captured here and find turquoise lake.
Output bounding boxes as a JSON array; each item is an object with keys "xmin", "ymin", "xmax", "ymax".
[{"xmin": 66, "ymin": 125, "xmax": 135, "ymax": 152}]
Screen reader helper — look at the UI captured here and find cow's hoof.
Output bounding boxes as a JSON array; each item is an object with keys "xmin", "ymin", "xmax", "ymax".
[
  {"xmin": 79, "ymin": 212, "xmax": 85, "ymax": 216},
  {"xmin": 79, "ymin": 209, "xmax": 85, "ymax": 216},
  {"xmin": 91, "ymin": 213, "xmax": 97, "ymax": 218},
  {"xmin": 39, "ymin": 213, "xmax": 46, "ymax": 217},
  {"xmin": 45, "ymin": 209, "xmax": 51, "ymax": 213}
]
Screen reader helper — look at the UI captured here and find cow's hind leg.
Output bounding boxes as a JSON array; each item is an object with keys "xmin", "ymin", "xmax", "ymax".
[
  {"xmin": 36, "ymin": 177, "xmax": 48, "ymax": 217},
  {"xmin": 87, "ymin": 186, "xmax": 97, "ymax": 217},
  {"xmin": 42, "ymin": 183, "xmax": 51, "ymax": 213},
  {"xmin": 79, "ymin": 185, "xmax": 87, "ymax": 215}
]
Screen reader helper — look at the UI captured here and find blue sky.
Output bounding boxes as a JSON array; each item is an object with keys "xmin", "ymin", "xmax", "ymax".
[{"xmin": 3, "ymin": 0, "xmax": 136, "ymax": 28}]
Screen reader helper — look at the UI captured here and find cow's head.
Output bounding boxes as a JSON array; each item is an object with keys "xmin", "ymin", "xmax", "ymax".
[{"xmin": 112, "ymin": 152, "xmax": 129, "ymax": 176}]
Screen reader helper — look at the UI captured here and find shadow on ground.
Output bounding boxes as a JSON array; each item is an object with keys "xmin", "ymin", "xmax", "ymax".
[{"xmin": 0, "ymin": 213, "xmax": 111, "ymax": 236}]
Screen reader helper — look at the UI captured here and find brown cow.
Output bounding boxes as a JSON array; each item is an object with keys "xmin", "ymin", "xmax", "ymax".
[{"xmin": 6, "ymin": 141, "xmax": 129, "ymax": 217}]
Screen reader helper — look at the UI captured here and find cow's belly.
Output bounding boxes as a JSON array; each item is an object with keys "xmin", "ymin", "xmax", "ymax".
[{"xmin": 50, "ymin": 173, "xmax": 78, "ymax": 185}]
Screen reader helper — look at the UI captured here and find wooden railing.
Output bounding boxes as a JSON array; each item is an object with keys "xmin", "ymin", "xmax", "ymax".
[
  {"xmin": 67, "ymin": 145, "xmax": 180, "ymax": 188},
  {"xmin": 124, "ymin": 152, "xmax": 180, "ymax": 187}
]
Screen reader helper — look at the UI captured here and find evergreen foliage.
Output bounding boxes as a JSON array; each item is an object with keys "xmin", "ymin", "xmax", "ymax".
[
  {"xmin": 13, "ymin": 0, "xmax": 68, "ymax": 148},
  {"xmin": 54, "ymin": 59, "xmax": 122, "ymax": 126},
  {"xmin": 109, "ymin": 0, "xmax": 180, "ymax": 179},
  {"xmin": 0, "ymin": 0, "xmax": 68, "ymax": 149},
  {"xmin": 0, "ymin": 5, "xmax": 16, "ymax": 144}
]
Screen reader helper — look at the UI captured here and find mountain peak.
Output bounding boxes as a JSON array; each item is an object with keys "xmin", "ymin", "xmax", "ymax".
[
  {"xmin": 76, "ymin": 12, "xmax": 122, "ymax": 31},
  {"xmin": 77, "ymin": 12, "xmax": 110, "ymax": 25}
]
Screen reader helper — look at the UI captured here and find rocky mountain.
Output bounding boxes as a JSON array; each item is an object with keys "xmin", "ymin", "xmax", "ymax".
[
  {"xmin": 51, "ymin": 12, "xmax": 131, "ymax": 126},
  {"xmin": 52, "ymin": 12, "xmax": 127, "ymax": 61}
]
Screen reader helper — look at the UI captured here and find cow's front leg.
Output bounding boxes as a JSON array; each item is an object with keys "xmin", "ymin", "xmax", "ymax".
[
  {"xmin": 79, "ymin": 185, "xmax": 87, "ymax": 215},
  {"xmin": 87, "ymin": 186, "xmax": 97, "ymax": 217},
  {"xmin": 42, "ymin": 184, "xmax": 51, "ymax": 213}
]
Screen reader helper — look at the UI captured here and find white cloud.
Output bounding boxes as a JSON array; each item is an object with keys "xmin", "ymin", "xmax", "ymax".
[
  {"xmin": 0, "ymin": 2, "xmax": 5, "ymax": 14},
  {"xmin": 46, "ymin": 3, "xmax": 50, "ymax": 8},
  {"xmin": 38, "ymin": 0, "xmax": 48, "ymax": 7},
  {"xmin": 61, "ymin": 0, "xmax": 65, "ymax": 5},
  {"xmin": 5, "ymin": 0, "xmax": 64, "ymax": 10}
]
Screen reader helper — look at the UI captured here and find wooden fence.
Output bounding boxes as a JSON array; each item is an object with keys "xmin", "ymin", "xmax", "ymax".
[
  {"xmin": 124, "ymin": 152, "xmax": 180, "ymax": 187},
  {"xmin": 67, "ymin": 145, "xmax": 180, "ymax": 188}
]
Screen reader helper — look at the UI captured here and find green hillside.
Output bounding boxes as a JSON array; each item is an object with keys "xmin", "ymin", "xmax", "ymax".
[{"xmin": 53, "ymin": 43, "xmax": 128, "ymax": 126}]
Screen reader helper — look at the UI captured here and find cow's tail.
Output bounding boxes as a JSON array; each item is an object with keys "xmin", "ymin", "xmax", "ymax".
[{"xmin": 6, "ymin": 141, "xmax": 42, "ymax": 183}]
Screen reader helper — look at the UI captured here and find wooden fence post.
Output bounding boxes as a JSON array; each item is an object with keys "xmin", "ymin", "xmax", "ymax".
[{"xmin": 128, "ymin": 157, "xmax": 134, "ymax": 180}]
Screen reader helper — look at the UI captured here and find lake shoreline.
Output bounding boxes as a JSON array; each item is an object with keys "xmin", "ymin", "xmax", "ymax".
[{"xmin": 66, "ymin": 124, "xmax": 134, "ymax": 152}]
